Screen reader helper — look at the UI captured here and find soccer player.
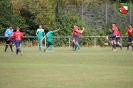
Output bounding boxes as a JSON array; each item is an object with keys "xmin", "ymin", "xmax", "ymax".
[
  {"xmin": 105, "ymin": 23, "xmax": 118, "ymax": 51},
  {"xmin": 12, "ymin": 27, "xmax": 24, "ymax": 56},
  {"xmin": 72, "ymin": 25, "xmax": 84, "ymax": 51},
  {"xmin": 11, "ymin": 29, "xmax": 16, "ymax": 46},
  {"xmin": 125, "ymin": 24, "xmax": 133, "ymax": 50},
  {"xmin": 44, "ymin": 28, "xmax": 60, "ymax": 52},
  {"xmin": 36, "ymin": 25, "xmax": 45, "ymax": 51},
  {"xmin": 114, "ymin": 31, "xmax": 122, "ymax": 50},
  {"xmin": 4, "ymin": 26, "xmax": 14, "ymax": 52}
]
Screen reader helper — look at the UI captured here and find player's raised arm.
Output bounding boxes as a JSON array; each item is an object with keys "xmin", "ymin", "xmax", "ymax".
[
  {"xmin": 80, "ymin": 27, "xmax": 84, "ymax": 34},
  {"xmin": 125, "ymin": 32, "xmax": 128, "ymax": 35},
  {"xmin": 53, "ymin": 28, "xmax": 60, "ymax": 32},
  {"xmin": 110, "ymin": 29, "xmax": 112, "ymax": 33}
]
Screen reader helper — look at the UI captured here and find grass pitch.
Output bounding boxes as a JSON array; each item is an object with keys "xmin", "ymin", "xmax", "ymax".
[{"xmin": 0, "ymin": 47, "xmax": 133, "ymax": 88}]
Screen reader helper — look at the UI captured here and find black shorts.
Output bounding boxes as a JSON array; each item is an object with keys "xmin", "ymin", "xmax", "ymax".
[{"xmin": 5, "ymin": 37, "xmax": 11, "ymax": 44}]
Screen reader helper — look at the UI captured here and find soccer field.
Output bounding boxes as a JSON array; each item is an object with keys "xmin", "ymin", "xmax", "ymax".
[{"xmin": 0, "ymin": 47, "xmax": 133, "ymax": 88}]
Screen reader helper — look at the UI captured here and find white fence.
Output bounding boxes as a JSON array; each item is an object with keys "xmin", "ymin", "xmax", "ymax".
[{"xmin": 0, "ymin": 36, "xmax": 128, "ymax": 47}]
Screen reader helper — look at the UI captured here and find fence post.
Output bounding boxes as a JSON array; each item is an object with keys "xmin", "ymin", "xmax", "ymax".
[
  {"xmin": 69, "ymin": 37, "xmax": 70, "ymax": 48},
  {"xmin": 94, "ymin": 37, "xmax": 96, "ymax": 47},
  {"xmin": 82, "ymin": 4, "xmax": 84, "ymax": 20},
  {"xmin": 105, "ymin": 4, "xmax": 108, "ymax": 24},
  {"xmin": 130, "ymin": 3, "xmax": 132, "ymax": 24},
  {"xmin": 120, "ymin": 37, "xmax": 122, "ymax": 47}
]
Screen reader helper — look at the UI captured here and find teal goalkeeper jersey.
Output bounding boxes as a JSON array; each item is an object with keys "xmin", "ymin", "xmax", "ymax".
[
  {"xmin": 36, "ymin": 29, "xmax": 44, "ymax": 38},
  {"xmin": 46, "ymin": 31, "xmax": 53, "ymax": 41}
]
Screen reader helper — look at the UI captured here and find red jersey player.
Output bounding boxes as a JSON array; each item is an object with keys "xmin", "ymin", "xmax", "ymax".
[
  {"xmin": 125, "ymin": 24, "xmax": 133, "ymax": 50},
  {"xmin": 115, "ymin": 31, "xmax": 122, "ymax": 50},
  {"xmin": 13, "ymin": 27, "xmax": 24, "ymax": 55},
  {"xmin": 105, "ymin": 23, "xmax": 118, "ymax": 51},
  {"xmin": 72, "ymin": 25, "xmax": 84, "ymax": 51}
]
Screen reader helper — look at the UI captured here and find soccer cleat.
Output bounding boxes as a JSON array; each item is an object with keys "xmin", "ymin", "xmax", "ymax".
[
  {"xmin": 12, "ymin": 44, "xmax": 15, "ymax": 47},
  {"xmin": 127, "ymin": 46, "xmax": 129, "ymax": 50},
  {"xmin": 39, "ymin": 47, "xmax": 42, "ymax": 51},
  {"xmin": 104, "ymin": 43, "xmax": 108, "ymax": 46},
  {"xmin": 113, "ymin": 49, "xmax": 117, "ymax": 51},
  {"xmin": 43, "ymin": 49, "xmax": 46, "ymax": 52}
]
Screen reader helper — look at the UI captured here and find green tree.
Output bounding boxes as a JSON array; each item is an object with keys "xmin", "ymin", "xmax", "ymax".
[
  {"xmin": 0, "ymin": 0, "xmax": 28, "ymax": 36},
  {"xmin": 54, "ymin": 0, "xmax": 86, "ymax": 5},
  {"xmin": 11, "ymin": 0, "xmax": 23, "ymax": 15},
  {"xmin": 24, "ymin": 0, "xmax": 56, "ymax": 30}
]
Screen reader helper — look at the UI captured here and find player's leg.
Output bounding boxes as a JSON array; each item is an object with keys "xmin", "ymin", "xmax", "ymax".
[
  {"xmin": 49, "ymin": 41, "xmax": 53, "ymax": 51},
  {"xmin": 16, "ymin": 40, "xmax": 22, "ymax": 56},
  {"xmin": 15, "ymin": 40, "xmax": 19, "ymax": 55},
  {"xmin": 12, "ymin": 39, "xmax": 15, "ymax": 47},
  {"xmin": 77, "ymin": 38, "xmax": 80, "ymax": 51},
  {"xmin": 44, "ymin": 39, "xmax": 50, "ymax": 52},
  {"xmin": 37, "ymin": 37, "xmax": 40, "ymax": 50},
  {"xmin": 39, "ymin": 37, "xmax": 43, "ymax": 51},
  {"xmin": 111, "ymin": 40, "xmax": 114, "ymax": 50},
  {"xmin": 77, "ymin": 44, "xmax": 80, "ymax": 50},
  {"xmin": 74, "ymin": 37, "xmax": 79, "ymax": 51},
  {"xmin": 117, "ymin": 42, "xmax": 122, "ymax": 50},
  {"xmin": 18, "ymin": 41, "xmax": 22, "ymax": 56},
  {"xmin": 9, "ymin": 39, "xmax": 14, "ymax": 52},
  {"xmin": 4, "ymin": 37, "xmax": 9, "ymax": 52},
  {"xmin": 72, "ymin": 37, "xmax": 75, "ymax": 50},
  {"xmin": 105, "ymin": 34, "xmax": 110, "ymax": 45},
  {"xmin": 127, "ymin": 37, "xmax": 131, "ymax": 50},
  {"xmin": 38, "ymin": 37, "xmax": 42, "ymax": 51},
  {"xmin": 116, "ymin": 38, "xmax": 122, "ymax": 50},
  {"xmin": 112, "ymin": 36, "xmax": 117, "ymax": 51},
  {"xmin": 131, "ymin": 37, "xmax": 133, "ymax": 50}
]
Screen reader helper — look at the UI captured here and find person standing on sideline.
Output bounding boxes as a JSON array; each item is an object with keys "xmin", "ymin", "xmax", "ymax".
[
  {"xmin": 36, "ymin": 25, "xmax": 45, "ymax": 51},
  {"xmin": 12, "ymin": 27, "xmax": 24, "ymax": 56},
  {"xmin": 4, "ymin": 26, "xmax": 14, "ymax": 52},
  {"xmin": 72, "ymin": 25, "xmax": 84, "ymax": 51},
  {"xmin": 44, "ymin": 28, "xmax": 60, "ymax": 52},
  {"xmin": 125, "ymin": 24, "xmax": 133, "ymax": 50}
]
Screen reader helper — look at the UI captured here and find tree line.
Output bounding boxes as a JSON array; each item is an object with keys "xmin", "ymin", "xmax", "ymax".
[
  {"xmin": 0, "ymin": 0, "xmax": 115, "ymax": 36},
  {"xmin": 1, "ymin": 0, "xmax": 129, "ymax": 46}
]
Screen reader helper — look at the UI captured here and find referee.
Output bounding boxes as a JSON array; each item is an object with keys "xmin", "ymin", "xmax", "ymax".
[{"xmin": 4, "ymin": 26, "xmax": 14, "ymax": 52}]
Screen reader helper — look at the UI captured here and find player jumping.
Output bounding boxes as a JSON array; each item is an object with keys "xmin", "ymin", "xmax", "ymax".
[
  {"xmin": 105, "ymin": 23, "xmax": 118, "ymax": 51},
  {"xmin": 36, "ymin": 25, "xmax": 45, "ymax": 51},
  {"xmin": 44, "ymin": 28, "xmax": 60, "ymax": 52},
  {"xmin": 125, "ymin": 24, "xmax": 133, "ymax": 50}
]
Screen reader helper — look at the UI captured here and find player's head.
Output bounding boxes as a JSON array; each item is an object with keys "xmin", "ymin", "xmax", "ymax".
[
  {"xmin": 39, "ymin": 25, "xmax": 42, "ymax": 29},
  {"xmin": 74, "ymin": 25, "xmax": 77, "ymax": 28},
  {"xmin": 112, "ymin": 23, "xmax": 116, "ymax": 27},
  {"xmin": 129, "ymin": 24, "xmax": 132, "ymax": 28},
  {"xmin": 74, "ymin": 25, "xmax": 78, "ymax": 30},
  {"xmin": 16, "ymin": 27, "xmax": 20, "ymax": 31},
  {"xmin": 9, "ymin": 26, "xmax": 12, "ymax": 30}
]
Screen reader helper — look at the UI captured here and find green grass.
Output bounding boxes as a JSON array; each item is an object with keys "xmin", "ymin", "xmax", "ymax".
[{"xmin": 0, "ymin": 47, "xmax": 133, "ymax": 88}]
